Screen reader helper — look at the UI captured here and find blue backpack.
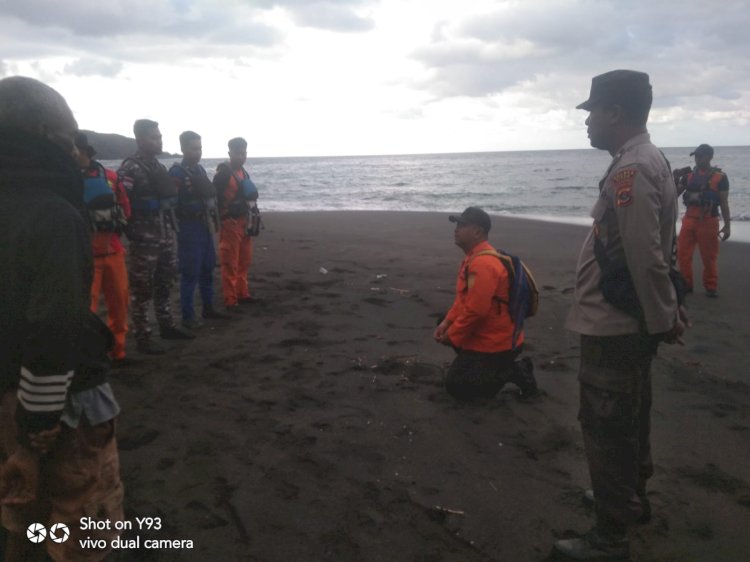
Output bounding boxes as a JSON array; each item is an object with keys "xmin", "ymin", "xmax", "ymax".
[
  {"xmin": 83, "ymin": 163, "xmax": 126, "ymax": 232},
  {"xmin": 467, "ymin": 249, "xmax": 539, "ymax": 350}
]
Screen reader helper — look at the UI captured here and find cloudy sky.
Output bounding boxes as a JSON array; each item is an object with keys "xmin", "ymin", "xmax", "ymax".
[{"xmin": 2, "ymin": 0, "xmax": 749, "ymax": 157}]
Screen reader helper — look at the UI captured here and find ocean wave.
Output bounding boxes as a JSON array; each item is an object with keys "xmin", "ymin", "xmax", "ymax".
[{"xmin": 551, "ymin": 185, "xmax": 587, "ymax": 191}]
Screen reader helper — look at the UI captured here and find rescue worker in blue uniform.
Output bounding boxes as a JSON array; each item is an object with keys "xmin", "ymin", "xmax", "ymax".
[{"xmin": 169, "ymin": 131, "xmax": 229, "ymax": 329}]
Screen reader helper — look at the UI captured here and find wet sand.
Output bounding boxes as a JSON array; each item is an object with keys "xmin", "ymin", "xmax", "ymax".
[{"xmin": 110, "ymin": 211, "xmax": 750, "ymax": 561}]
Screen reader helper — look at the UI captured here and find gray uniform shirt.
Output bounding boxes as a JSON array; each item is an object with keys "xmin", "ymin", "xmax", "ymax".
[{"xmin": 566, "ymin": 133, "xmax": 678, "ymax": 336}]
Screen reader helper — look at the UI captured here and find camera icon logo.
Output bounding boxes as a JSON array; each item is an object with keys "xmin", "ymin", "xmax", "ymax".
[
  {"xmin": 26, "ymin": 522, "xmax": 46, "ymax": 544},
  {"xmin": 50, "ymin": 523, "xmax": 70, "ymax": 543}
]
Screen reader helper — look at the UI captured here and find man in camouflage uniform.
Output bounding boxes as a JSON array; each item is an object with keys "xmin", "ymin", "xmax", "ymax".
[{"xmin": 118, "ymin": 119, "xmax": 194, "ymax": 354}]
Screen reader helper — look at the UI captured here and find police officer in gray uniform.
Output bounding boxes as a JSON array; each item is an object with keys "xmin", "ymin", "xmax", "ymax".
[
  {"xmin": 555, "ymin": 70, "xmax": 688, "ymax": 560},
  {"xmin": 118, "ymin": 120, "xmax": 194, "ymax": 354}
]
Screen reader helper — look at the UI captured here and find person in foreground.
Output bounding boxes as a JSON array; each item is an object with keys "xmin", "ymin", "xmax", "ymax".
[
  {"xmin": 433, "ymin": 207, "xmax": 538, "ymax": 401},
  {"xmin": 557, "ymin": 70, "xmax": 689, "ymax": 560},
  {"xmin": 0, "ymin": 76, "xmax": 124, "ymax": 561},
  {"xmin": 674, "ymin": 143, "xmax": 731, "ymax": 298}
]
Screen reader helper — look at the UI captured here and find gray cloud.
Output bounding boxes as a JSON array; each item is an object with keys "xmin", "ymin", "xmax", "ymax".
[
  {"xmin": 252, "ymin": 0, "xmax": 375, "ymax": 32},
  {"xmin": 0, "ymin": 0, "xmax": 374, "ymax": 70},
  {"xmin": 0, "ymin": 0, "xmax": 284, "ymax": 62},
  {"xmin": 0, "ymin": 0, "xmax": 164, "ymax": 37},
  {"xmin": 289, "ymin": 2, "xmax": 374, "ymax": 32},
  {"xmin": 63, "ymin": 58, "xmax": 124, "ymax": 78},
  {"xmin": 411, "ymin": 0, "xmax": 750, "ymax": 113}
]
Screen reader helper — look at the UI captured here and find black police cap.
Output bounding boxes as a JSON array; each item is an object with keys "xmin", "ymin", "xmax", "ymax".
[{"xmin": 577, "ymin": 69, "xmax": 652, "ymax": 111}]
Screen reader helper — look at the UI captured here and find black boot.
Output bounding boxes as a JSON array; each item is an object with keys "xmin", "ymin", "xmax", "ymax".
[
  {"xmin": 136, "ymin": 339, "xmax": 165, "ymax": 355},
  {"xmin": 160, "ymin": 325, "xmax": 196, "ymax": 340},
  {"xmin": 583, "ymin": 489, "xmax": 651, "ymax": 524},
  {"xmin": 202, "ymin": 307, "xmax": 231, "ymax": 320},
  {"xmin": 511, "ymin": 357, "xmax": 538, "ymax": 398},
  {"xmin": 554, "ymin": 526, "xmax": 629, "ymax": 560}
]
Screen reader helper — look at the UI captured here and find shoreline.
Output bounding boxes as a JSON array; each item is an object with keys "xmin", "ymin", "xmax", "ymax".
[{"xmin": 252, "ymin": 209, "xmax": 750, "ymax": 243}]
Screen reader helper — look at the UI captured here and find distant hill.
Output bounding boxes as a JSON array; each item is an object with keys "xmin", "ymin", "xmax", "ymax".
[{"xmin": 81, "ymin": 130, "xmax": 178, "ymax": 160}]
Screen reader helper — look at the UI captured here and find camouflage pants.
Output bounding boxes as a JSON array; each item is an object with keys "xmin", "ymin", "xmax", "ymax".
[
  {"xmin": 127, "ymin": 222, "xmax": 177, "ymax": 342},
  {"xmin": 578, "ymin": 334, "xmax": 656, "ymax": 531}
]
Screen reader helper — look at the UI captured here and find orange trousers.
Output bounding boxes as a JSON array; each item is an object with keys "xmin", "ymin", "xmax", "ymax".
[
  {"xmin": 90, "ymin": 252, "xmax": 129, "ymax": 360},
  {"xmin": 677, "ymin": 214, "xmax": 719, "ymax": 292},
  {"xmin": 219, "ymin": 217, "xmax": 253, "ymax": 306}
]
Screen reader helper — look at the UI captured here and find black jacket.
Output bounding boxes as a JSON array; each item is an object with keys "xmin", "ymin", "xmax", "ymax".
[{"xmin": 0, "ymin": 128, "xmax": 109, "ymax": 436}]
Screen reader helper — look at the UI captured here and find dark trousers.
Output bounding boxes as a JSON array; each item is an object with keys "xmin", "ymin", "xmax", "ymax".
[
  {"xmin": 177, "ymin": 220, "xmax": 216, "ymax": 320},
  {"xmin": 445, "ymin": 347, "xmax": 523, "ymax": 400},
  {"xmin": 578, "ymin": 334, "xmax": 656, "ymax": 532}
]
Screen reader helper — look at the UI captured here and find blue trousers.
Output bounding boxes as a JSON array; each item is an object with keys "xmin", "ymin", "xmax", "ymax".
[{"xmin": 177, "ymin": 220, "xmax": 216, "ymax": 320}]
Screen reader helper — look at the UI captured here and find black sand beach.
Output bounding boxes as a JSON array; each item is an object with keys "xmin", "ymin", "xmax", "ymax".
[{"xmin": 110, "ymin": 211, "xmax": 750, "ymax": 561}]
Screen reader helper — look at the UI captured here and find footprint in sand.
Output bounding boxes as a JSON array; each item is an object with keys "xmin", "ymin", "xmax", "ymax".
[
  {"xmin": 156, "ymin": 458, "xmax": 175, "ymax": 470},
  {"xmin": 274, "ymin": 337, "xmax": 316, "ymax": 348},
  {"xmin": 118, "ymin": 427, "xmax": 159, "ymax": 451},
  {"xmin": 676, "ymin": 463, "xmax": 748, "ymax": 496},
  {"xmin": 275, "ymin": 481, "xmax": 300, "ymax": 500},
  {"xmin": 363, "ymin": 297, "xmax": 390, "ymax": 306},
  {"xmin": 185, "ymin": 501, "xmax": 229, "ymax": 529}
]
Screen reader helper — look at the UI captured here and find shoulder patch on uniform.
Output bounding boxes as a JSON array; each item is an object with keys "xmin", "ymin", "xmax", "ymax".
[{"xmin": 613, "ymin": 168, "xmax": 636, "ymax": 207}]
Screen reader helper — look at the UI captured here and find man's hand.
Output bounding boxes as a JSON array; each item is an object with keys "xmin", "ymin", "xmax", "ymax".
[
  {"xmin": 433, "ymin": 321, "xmax": 452, "ymax": 346},
  {"xmin": 663, "ymin": 305, "xmax": 691, "ymax": 345},
  {"xmin": 0, "ymin": 447, "xmax": 40, "ymax": 506},
  {"xmin": 720, "ymin": 223, "xmax": 731, "ymax": 241},
  {"xmin": 673, "ymin": 166, "xmax": 691, "ymax": 184}
]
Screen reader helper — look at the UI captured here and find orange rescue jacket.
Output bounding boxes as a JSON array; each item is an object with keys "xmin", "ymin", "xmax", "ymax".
[{"xmin": 445, "ymin": 240, "xmax": 522, "ymax": 353}]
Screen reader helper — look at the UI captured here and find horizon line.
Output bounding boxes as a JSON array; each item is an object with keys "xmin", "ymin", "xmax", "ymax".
[{"xmin": 148, "ymin": 144, "xmax": 749, "ymax": 161}]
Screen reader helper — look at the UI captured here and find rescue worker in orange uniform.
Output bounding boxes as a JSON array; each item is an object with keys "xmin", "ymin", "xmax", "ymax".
[
  {"xmin": 76, "ymin": 133, "xmax": 131, "ymax": 363},
  {"xmin": 213, "ymin": 137, "xmax": 259, "ymax": 312},
  {"xmin": 433, "ymin": 207, "xmax": 537, "ymax": 400},
  {"xmin": 675, "ymin": 144, "xmax": 731, "ymax": 298}
]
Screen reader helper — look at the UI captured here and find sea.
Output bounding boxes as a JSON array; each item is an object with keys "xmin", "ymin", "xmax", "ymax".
[{"xmin": 101, "ymin": 146, "xmax": 750, "ymax": 241}]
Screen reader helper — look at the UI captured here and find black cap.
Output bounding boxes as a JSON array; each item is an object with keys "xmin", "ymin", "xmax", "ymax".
[
  {"xmin": 576, "ymin": 69, "xmax": 652, "ymax": 111},
  {"xmin": 690, "ymin": 144, "xmax": 714, "ymax": 157},
  {"xmin": 449, "ymin": 206, "xmax": 491, "ymax": 232}
]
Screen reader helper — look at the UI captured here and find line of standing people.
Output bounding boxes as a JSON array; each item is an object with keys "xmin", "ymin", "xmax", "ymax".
[{"xmin": 84, "ymin": 122, "xmax": 262, "ymax": 359}]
